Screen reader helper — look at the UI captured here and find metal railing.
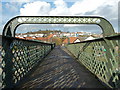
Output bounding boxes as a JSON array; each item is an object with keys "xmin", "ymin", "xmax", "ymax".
[
  {"xmin": 1, "ymin": 36, "xmax": 55, "ymax": 88},
  {"xmin": 1, "ymin": 16, "xmax": 119, "ymax": 88},
  {"xmin": 66, "ymin": 34, "xmax": 120, "ymax": 88}
]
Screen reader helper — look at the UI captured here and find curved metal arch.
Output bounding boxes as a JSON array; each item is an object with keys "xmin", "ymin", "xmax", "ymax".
[{"xmin": 3, "ymin": 16, "xmax": 115, "ymax": 37}]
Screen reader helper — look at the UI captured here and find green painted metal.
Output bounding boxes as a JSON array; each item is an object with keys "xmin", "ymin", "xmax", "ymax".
[
  {"xmin": 66, "ymin": 35, "xmax": 120, "ymax": 88},
  {"xmin": 2, "ymin": 16, "xmax": 119, "ymax": 88},
  {"xmin": 3, "ymin": 16, "xmax": 115, "ymax": 37},
  {"xmin": 1, "ymin": 36, "xmax": 55, "ymax": 88}
]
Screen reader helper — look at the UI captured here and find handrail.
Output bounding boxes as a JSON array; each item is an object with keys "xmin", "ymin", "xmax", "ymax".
[
  {"xmin": 69, "ymin": 34, "xmax": 120, "ymax": 44},
  {"xmin": 1, "ymin": 36, "xmax": 55, "ymax": 88},
  {"xmin": 2, "ymin": 16, "xmax": 118, "ymax": 88},
  {"xmin": 3, "ymin": 36, "xmax": 54, "ymax": 45},
  {"xmin": 66, "ymin": 34, "xmax": 120, "ymax": 88}
]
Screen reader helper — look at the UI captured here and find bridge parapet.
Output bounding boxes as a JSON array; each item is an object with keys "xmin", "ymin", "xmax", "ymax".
[
  {"xmin": 66, "ymin": 35, "xmax": 120, "ymax": 88},
  {"xmin": 1, "ymin": 36, "xmax": 55, "ymax": 88},
  {"xmin": 1, "ymin": 16, "xmax": 119, "ymax": 88}
]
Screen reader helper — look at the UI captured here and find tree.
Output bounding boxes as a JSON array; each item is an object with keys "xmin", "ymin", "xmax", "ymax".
[
  {"xmin": 67, "ymin": 31, "xmax": 69, "ymax": 33},
  {"xmin": 51, "ymin": 37, "xmax": 62, "ymax": 46},
  {"xmin": 61, "ymin": 37, "xmax": 67, "ymax": 42}
]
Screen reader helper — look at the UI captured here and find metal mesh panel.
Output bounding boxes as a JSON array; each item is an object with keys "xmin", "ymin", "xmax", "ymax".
[
  {"xmin": 1, "ymin": 36, "xmax": 54, "ymax": 88},
  {"xmin": 66, "ymin": 36, "xmax": 120, "ymax": 88},
  {"xmin": 2, "ymin": 16, "xmax": 118, "ymax": 88}
]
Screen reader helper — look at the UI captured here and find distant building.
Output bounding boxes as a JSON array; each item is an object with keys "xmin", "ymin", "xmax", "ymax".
[
  {"xmin": 35, "ymin": 37, "xmax": 47, "ymax": 42},
  {"xmin": 62, "ymin": 33, "xmax": 71, "ymax": 37},
  {"xmin": 16, "ymin": 34, "xmax": 54, "ymax": 43},
  {"xmin": 16, "ymin": 37, "xmax": 25, "ymax": 39},
  {"xmin": 85, "ymin": 36, "xmax": 95, "ymax": 41},
  {"xmin": 47, "ymin": 34, "xmax": 54, "ymax": 42},
  {"xmin": 36, "ymin": 34, "xmax": 44, "ymax": 37},
  {"xmin": 62, "ymin": 37, "xmax": 80, "ymax": 46},
  {"xmin": 24, "ymin": 37, "xmax": 35, "ymax": 40},
  {"xmin": 34, "ymin": 34, "xmax": 54, "ymax": 42}
]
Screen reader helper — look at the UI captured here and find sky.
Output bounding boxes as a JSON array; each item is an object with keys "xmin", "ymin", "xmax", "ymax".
[{"xmin": 0, "ymin": 0, "xmax": 119, "ymax": 34}]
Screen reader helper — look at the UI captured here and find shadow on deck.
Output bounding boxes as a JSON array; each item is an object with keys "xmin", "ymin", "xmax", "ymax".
[{"xmin": 15, "ymin": 46, "xmax": 107, "ymax": 89}]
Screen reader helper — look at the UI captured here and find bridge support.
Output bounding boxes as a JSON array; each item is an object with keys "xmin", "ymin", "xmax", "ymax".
[{"xmin": 2, "ymin": 16, "xmax": 119, "ymax": 88}]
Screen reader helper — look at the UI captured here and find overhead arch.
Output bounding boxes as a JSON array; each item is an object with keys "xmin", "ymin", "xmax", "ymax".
[{"xmin": 3, "ymin": 16, "xmax": 115, "ymax": 37}]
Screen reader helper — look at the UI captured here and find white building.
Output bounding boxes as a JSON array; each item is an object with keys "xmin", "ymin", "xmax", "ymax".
[{"xmin": 85, "ymin": 36, "xmax": 95, "ymax": 41}]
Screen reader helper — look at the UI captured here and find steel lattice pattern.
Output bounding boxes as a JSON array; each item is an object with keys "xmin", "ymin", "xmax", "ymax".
[
  {"xmin": 66, "ymin": 37, "xmax": 120, "ymax": 88},
  {"xmin": 3, "ymin": 16, "xmax": 115, "ymax": 37},
  {"xmin": 17, "ymin": 17, "xmax": 101, "ymax": 24},
  {"xmin": 1, "ymin": 37, "xmax": 54, "ymax": 88},
  {"xmin": 2, "ymin": 16, "xmax": 119, "ymax": 88}
]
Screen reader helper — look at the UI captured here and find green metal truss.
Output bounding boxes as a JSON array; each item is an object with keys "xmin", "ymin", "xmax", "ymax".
[
  {"xmin": 1, "ymin": 16, "xmax": 119, "ymax": 88},
  {"xmin": 3, "ymin": 16, "xmax": 115, "ymax": 37}
]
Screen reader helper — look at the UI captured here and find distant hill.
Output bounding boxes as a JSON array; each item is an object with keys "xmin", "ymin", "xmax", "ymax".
[{"xmin": 24, "ymin": 30, "xmax": 62, "ymax": 35}]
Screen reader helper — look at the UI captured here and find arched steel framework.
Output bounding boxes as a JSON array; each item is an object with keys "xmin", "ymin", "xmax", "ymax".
[
  {"xmin": 3, "ymin": 16, "xmax": 115, "ymax": 37},
  {"xmin": 2, "ymin": 16, "xmax": 119, "ymax": 88}
]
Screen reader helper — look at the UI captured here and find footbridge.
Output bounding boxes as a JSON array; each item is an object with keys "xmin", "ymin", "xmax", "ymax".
[{"xmin": 1, "ymin": 16, "xmax": 120, "ymax": 89}]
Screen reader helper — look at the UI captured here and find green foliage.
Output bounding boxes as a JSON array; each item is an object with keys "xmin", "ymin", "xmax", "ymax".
[
  {"xmin": 60, "ymin": 37, "xmax": 67, "ymax": 42},
  {"xmin": 25, "ymin": 30, "xmax": 62, "ymax": 34},
  {"xmin": 51, "ymin": 37, "xmax": 62, "ymax": 46}
]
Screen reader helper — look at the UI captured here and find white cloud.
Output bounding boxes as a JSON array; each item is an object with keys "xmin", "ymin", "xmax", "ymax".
[
  {"xmin": 2, "ymin": 0, "xmax": 30, "ymax": 2},
  {"xmin": 64, "ymin": 24, "xmax": 80, "ymax": 27},
  {"xmin": 0, "ymin": 25, "xmax": 4, "ymax": 35},
  {"xmin": 70, "ymin": 0, "xmax": 118, "ymax": 15},
  {"xmin": 0, "ymin": 2, "xmax": 2, "ymax": 21},
  {"xmin": 49, "ymin": 0, "xmax": 70, "ymax": 15},
  {"xmin": 20, "ymin": 0, "xmax": 118, "ymax": 17},
  {"xmin": 20, "ymin": 0, "xmax": 70, "ymax": 16},
  {"xmin": 14, "ymin": 0, "xmax": 30, "ymax": 2},
  {"xmin": 5, "ymin": 3, "xmax": 19, "ymax": 13},
  {"xmin": 70, "ymin": 0, "xmax": 103, "ymax": 15},
  {"xmin": 20, "ymin": 1, "xmax": 51, "ymax": 16},
  {"xmin": 7, "ymin": 0, "xmax": 118, "ymax": 33}
]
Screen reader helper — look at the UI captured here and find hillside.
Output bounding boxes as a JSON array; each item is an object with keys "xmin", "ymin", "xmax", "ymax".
[{"xmin": 23, "ymin": 30, "xmax": 62, "ymax": 35}]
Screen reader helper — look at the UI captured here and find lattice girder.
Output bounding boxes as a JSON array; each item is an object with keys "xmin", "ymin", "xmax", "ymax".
[{"xmin": 3, "ymin": 16, "xmax": 115, "ymax": 37}]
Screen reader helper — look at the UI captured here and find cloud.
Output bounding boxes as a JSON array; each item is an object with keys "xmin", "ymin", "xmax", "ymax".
[
  {"xmin": 63, "ymin": 24, "xmax": 102, "ymax": 33},
  {"xmin": 19, "ymin": 0, "xmax": 118, "ymax": 32},
  {"xmin": 13, "ymin": 0, "xmax": 30, "ymax": 2},
  {"xmin": 0, "ymin": 2, "xmax": 2, "ymax": 21},
  {"xmin": 20, "ymin": 1, "xmax": 51, "ymax": 16},
  {"xmin": 20, "ymin": 0, "xmax": 71, "ymax": 16},
  {"xmin": 64, "ymin": 24, "xmax": 80, "ymax": 27},
  {"xmin": 2, "ymin": 0, "xmax": 81, "ymax": 3},
  {"xmin": 20, "ymin": 0, "xmax": 118, "ymax": 17},
  {"xmin": 2, "ymin": 2, "xmax": 22, "ymax": 25},
  {"xmin": 2, "ymin": 0, "xmax": 30, "ymax": 2},
  {"xmin": 0, "ymin": 16, "xmax": 2, "ymax": 35},
  {"xmin": 2, "ymin": 0, "xmax": 118, "ymax": 34},
  {"xmin": 0, "ymin": 25, "xmax": 4, "ymax": 35},
  {"xmin": 5, "ymin": 3, "xmax": 19, "ymax": 13},
  {"xmin": 16, "ymin": 23, "xmax": 102, "ymax": 34},
  {"xmin": 69, "ymin": 0, "xmax": 104, "ymax": 15},
  {"xmin": 70, "ymin": 0, "xmax": 118, "ymax": 16},
  {"xmin": 49, "ymin": 0, "xmax": 70, "ymax": 15},
  {"xmin": 16, "ymin": 24, "xmax": 64, "ymax": 33}
]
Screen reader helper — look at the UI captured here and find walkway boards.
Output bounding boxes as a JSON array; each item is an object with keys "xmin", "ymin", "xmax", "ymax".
[{"xmin": 16, "ymin": 46, "xmax": 106, "ymax": 89}]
